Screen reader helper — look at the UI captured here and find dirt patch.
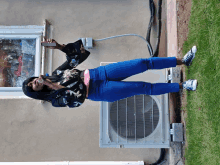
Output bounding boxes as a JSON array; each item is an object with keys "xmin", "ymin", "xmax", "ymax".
[{"xmin": 176, "ymin": 0, "xmax": 192, "ymax": 164}]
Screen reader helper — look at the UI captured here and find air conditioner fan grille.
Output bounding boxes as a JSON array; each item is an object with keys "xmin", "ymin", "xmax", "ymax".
[{"xmin": 109, "ymin": 95, "xmax": 160, "ymax": 141}]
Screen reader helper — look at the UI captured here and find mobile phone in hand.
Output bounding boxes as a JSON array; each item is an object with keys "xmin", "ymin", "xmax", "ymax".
[{"xmin": 41, "ymin": 42, "xmax": 56, "ymax": 46}]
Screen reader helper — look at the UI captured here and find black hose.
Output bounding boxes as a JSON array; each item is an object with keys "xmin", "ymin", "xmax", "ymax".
[
  {"xmin": 153, "ymin": 0, "xmax": 162, "ymax": 57},
  {"xmin": 146, "ymin": 0, "xmax": 155, "ymax": 56},
  {"xmin": 146, "ymin": 0, "xmax": 155, "ymax": 42},
  {"xmin": 150, "ymin": 148, "xmax": 166, "ymax": 165},
  {"xmin": 146, "ymin": 0, "xmax": 163, "ymax": 57}
]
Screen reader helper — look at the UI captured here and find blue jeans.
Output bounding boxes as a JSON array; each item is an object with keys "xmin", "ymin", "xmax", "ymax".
[{"xmin": 87, "ymin": 57, "xmax": 179, "ymax": 102}]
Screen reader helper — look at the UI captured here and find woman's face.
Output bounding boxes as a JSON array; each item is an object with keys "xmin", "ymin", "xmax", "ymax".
[{"xmin": 27, "ymin": 78, "xmax": 44, "ymax": 91}]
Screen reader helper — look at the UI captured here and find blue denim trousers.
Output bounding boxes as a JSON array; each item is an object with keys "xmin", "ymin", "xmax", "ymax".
[{"xmin": 87, "ymin": 57, "xmax": 179, "ymax": 102}]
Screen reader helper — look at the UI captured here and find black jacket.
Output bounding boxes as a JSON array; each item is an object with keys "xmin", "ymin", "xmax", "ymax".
[{"xmin": 48, "ymin": 39, "xmax": 90, "ymax": 108}]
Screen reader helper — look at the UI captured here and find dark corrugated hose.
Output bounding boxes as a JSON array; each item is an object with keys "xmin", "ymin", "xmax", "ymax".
[{"xmin": 147, "ymin": 0, "xmax": 162, "ymax": 58}]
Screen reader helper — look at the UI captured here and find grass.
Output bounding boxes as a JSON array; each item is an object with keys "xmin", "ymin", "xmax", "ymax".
[{"xmin": 181, "ymin": 0, "xmax": 220, "ymax": 164}]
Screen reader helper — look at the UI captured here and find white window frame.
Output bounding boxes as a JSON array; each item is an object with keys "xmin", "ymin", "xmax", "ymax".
[{"xmin": 0, "ymin": 26, "xmax": 44, "ymax": 98}]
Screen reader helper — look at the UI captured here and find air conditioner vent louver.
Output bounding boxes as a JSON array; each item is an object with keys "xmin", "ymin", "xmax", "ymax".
[{"xmin": 109, "ymin": 95, "xmax": 159, "ymax": 140}]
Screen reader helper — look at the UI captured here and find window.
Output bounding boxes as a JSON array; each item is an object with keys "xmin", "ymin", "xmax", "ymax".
[
  {"xmin": 0, "ymin": 38, "xmax": 37, "ymax": 87},
  {"xmin": 0, "ymin": 25, "xmax": 44, "ymax": 98}
]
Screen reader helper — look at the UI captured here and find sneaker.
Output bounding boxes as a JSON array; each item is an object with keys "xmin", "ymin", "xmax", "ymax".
[
  {"xmin": 183, "ymin": 79, "xmax": 198, "ymax": 91},
  {"xmin": 182, "ymin": 46, "xmax": 197, "ymax": 66}
]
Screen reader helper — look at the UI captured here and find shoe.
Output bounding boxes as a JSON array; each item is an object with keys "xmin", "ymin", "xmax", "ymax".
[
  {"xmin": 183, "ymin": 79, "xmax": 198, "ymax": 91},
  {"xmin": 182, "ymin": 46, "xmax": 197, "ymax": 66}
]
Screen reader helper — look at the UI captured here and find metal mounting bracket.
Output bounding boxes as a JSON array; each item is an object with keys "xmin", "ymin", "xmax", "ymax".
[{"xmin": 166, "ymin": 67, "xmax": 181, "ymax": 83}]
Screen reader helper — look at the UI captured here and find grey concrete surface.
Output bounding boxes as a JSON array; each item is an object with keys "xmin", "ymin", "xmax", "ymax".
[{"xmin": 0, "ymin": 0, "xmax": 168, "ymax": 163}]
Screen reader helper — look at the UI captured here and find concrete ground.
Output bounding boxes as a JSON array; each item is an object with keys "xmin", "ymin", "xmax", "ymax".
[{"xmin": 167, "ymin": 0, "xmax": 186, "ymax": 164}]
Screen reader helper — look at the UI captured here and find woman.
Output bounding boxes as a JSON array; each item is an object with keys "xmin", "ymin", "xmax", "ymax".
[{"xmin": 22, "ymin": 37, "xmax": 198, "ymax": 108}]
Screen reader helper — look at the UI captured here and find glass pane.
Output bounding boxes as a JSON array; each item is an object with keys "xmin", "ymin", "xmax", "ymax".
[{"xmin": 0, "ymin": 39, "xmax": 36, "ymax": 87}]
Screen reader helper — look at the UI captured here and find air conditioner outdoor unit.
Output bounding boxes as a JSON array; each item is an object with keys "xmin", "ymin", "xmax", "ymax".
[{"xmin": 99, "ymin": 62, "xmax": 183, "ymax": 148}]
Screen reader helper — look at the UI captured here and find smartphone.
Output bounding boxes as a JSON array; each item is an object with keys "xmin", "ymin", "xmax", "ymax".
[{"xmin": 41, "ymin": 42, "xmax": 56, "ymax": 46}]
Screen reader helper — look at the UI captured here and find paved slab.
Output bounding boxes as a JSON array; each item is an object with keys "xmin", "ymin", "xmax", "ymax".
[{"xmin": 167, "ymin": 0, "xmax": 185, "ymax": 165}]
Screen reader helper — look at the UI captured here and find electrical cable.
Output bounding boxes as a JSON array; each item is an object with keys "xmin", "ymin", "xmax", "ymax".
[{"xmin": 94, "ymin": 34, "xmax": 153, "ymax": 57}]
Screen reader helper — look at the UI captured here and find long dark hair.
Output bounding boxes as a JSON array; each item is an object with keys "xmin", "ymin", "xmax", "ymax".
[{"xmin": 22, "ymin": 75, "xmax": 62, "ymax": 101}]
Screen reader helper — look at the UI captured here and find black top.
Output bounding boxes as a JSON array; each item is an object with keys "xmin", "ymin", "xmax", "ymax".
[{"xmin": 48, "ymin": 39, "xmax": 90, "ymax": 108}]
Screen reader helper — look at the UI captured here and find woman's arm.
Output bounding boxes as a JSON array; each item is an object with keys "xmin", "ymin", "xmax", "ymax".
[
  {"xmin": 57, "ymin": 44, "xmax": 66, "ymax": 50},
  {"xmin": 43, "ymin": 80, "xmax": 65, "ymax": 90},
  {"xmin": 42, "ymin": 37, "xmax": 66, "ymax": 50}
]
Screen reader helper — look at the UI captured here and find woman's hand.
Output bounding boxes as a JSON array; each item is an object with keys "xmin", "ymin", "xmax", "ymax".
[
  {"xmin": 38, "ymin": 75, "xmax": 51, "ymax": 85},
  {"xmin": 42, "ymin": 37, "xmax": 61, "ymax": 49},
  {"xmin": 37, "ymin": 75, "xmax": 45, "ymax": 84},
  {"xmin": 48, "ymin": 82, "xmax": 65, "ymax": 90},
  {"xmin": 80, "ymin": 44, "xmax": 85, "ymax": 53},
  {"xmin": 42, "ymin": 79, "xmax": 65, "ymax": 90}
]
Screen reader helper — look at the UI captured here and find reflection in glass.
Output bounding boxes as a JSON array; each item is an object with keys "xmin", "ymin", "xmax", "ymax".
[{"xmin": 0, "ymin": 39, "xmax": 36, "ymax": 87}]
